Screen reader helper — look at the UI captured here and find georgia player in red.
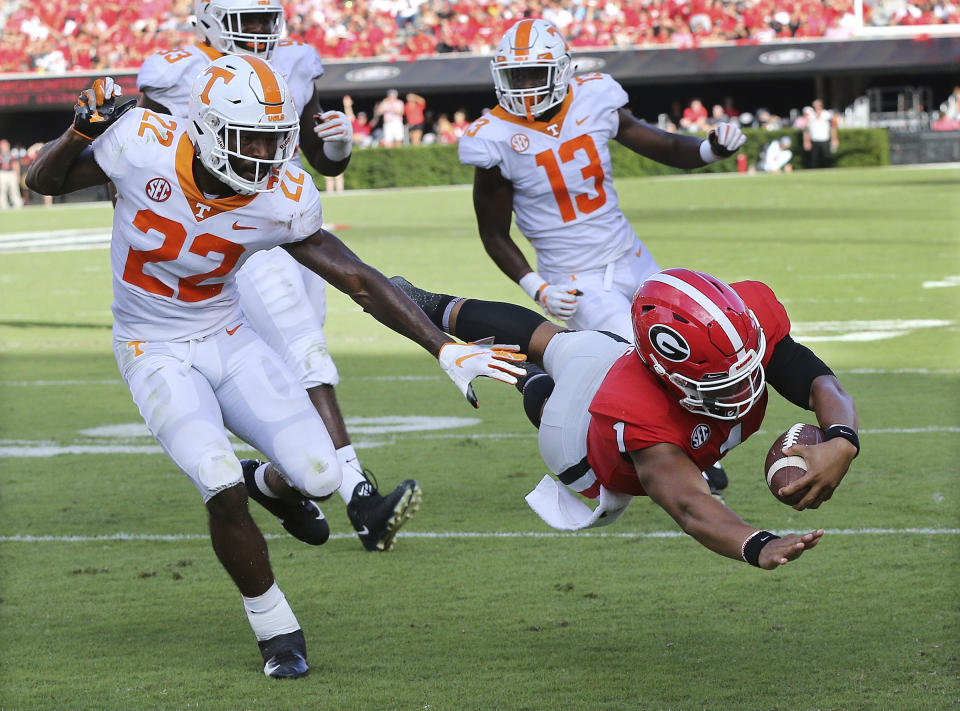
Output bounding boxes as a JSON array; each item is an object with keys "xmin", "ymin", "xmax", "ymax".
[{"xmin": 391, "ymin": 268, "xmax": 860, "ymax": 570}]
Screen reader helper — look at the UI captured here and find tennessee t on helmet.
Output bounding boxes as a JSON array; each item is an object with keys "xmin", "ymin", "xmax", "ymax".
[
  {"xmin": 188, "ymin": 54, "xmax": 299, "ymax": 195},
  {"xmin": 194, "ymin": 0, "xmax": 285, "ymax": 59},
  {"xmin": 631, "ymin": 268, "xmax": 767, "ymax": 421},
  {"xmin": 490, "ymin": 19, "xmax": 573, "ymax": 121}
]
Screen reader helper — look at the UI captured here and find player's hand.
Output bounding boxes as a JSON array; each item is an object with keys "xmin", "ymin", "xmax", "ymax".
[
  {"xmin": 438, "ymin": 342, "xmax": 527, "ymax": 408},
  {"xmin": 779, "ymin": 438, "xmax": 857, "ymax": 511},
  {"xmin": 757, "ymin": 530, "xmax": 824, "ymax": 569},
  {"xmin": 707, "ymin": 122, "xmax": 746, "ymax": 159},
  {"xmin": 73, "ymin": 77, "xmax": 135, "ymax": 140},
  {"xmin": 314, "ymin": 111, "xmax": 353, "ymax": 146},
  {"xmin": 537, "ymin": 284, "xmax": 582, "ymax": 319}
]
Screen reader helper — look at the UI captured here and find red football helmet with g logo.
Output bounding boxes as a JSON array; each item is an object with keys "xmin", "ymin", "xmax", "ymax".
[{"xmin": 631, "ymin": 269, "xmax": 766, "ymax": 421}]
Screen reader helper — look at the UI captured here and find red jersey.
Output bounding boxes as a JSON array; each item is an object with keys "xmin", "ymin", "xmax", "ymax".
[{"xmin": 586, "ymin": 280, "xmax": 791, "ymax": 496}]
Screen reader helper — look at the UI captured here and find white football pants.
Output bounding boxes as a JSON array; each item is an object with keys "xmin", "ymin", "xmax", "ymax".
[
  {"xmin": 540, "ymin": 237, "xmax": 659, "ymax": 340},
  {"xmin": 113, "ymin": 324, "xmax": 341, "ymax": 502},
  {"xmin": 236, "ymin": 247, "xmax": 339, "ymax": 389}
]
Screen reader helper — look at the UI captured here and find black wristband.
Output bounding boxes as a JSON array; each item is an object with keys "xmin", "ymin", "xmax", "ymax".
[
  {"xmin": 742, "ymin": 530, "xmax": 781, "ymax": 567},
  {"xmin": 824, "ymin": 424, "xmax": 860, "ymax": 458}
]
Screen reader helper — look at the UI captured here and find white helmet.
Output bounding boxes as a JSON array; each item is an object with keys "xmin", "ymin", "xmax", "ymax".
[
  {"xmin": 491, "ymin": 19, "xmax": 573, "ymax": 121},
  {"xmin": 188, "ymin": 54, "xmax": 299, "ymax": 195},
  {"xmin": 194, "ymin": 0, "xmax": 285, "ymax": 59}
]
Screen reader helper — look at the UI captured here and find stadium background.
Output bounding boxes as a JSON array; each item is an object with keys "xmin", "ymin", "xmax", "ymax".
[{"xmin": 0, "ymin": 0, "xmax": 958, "ymax": 169}]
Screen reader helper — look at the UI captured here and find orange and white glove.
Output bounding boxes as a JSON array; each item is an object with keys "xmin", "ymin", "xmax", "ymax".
[
  {"xmin": 438, "ymin": 342, "xmax": 527, "ymax": 408},
  {"xmin": 701, "ymin": 122, "xmax": 746, "ymax": 162},
  {"xmin": 313, "ymin": 110, "xmax": 353, "ymax": 161},
  {"xmin": 73, "ymin": 77, "xmax": 135, "ymax": 141},
  {"xmin": 519, "ymin": 272, "xmax": 581, "ymax": 320}
]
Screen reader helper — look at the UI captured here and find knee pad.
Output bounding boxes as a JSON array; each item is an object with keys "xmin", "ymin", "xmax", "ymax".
[
  {"xmin": 522, "ymin": 372, "xmax": 555, "ymax": 428},
  {"xmin": 299, "ymin": 458, "xmax": 341, "ymax": 500},
  {"xmin": 454, "ymin": 300, "xmax": 548, "ymax": 353}
]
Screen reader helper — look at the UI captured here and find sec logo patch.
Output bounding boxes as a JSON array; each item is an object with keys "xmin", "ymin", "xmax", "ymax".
[
  {"xmin": 145, "ymin": 177, "xmax": 172, "ymax": 202},
  {"xmin": 691, "ymin": 424, "xmax": 710, "ymax": 449},
  {"xmin": 510, "ymin": 134, "xmax": 529, "ymax": 152}
]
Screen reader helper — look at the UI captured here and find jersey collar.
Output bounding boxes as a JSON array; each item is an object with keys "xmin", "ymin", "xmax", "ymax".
[
  {"xmin": 175, "ymin": 133, "xmax": 256, "ymax": 221},
  {"xmin": 195, "ymin": 42, "xmax": 223, "ymax": 61},
  {"xmin": 490, "ymin": 86, "xmax": 575, "ymax": 138}
]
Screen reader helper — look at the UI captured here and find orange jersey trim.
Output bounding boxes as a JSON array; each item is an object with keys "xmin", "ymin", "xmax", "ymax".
[
  {"xmin": 174, "ymin": 133, "xmax": 256, "ymax": 221},
  {"xmin": 490, "ymin": 85, "xmax": 575, "ymax": 137},
  {"xmin": 195, "ymin": 42, "xmax": 223, "ymax": 61}
]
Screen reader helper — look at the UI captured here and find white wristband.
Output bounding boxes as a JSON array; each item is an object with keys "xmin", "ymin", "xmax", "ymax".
[
  {"xmin": 518, "ymin": 272, "xmax": 548, "ymax": 301},
  {"xmin": 322, "ymin": 139, "xmax": 352, "ymax": 162},
  {"xmin": 699, "ymin": 139, "xmax": 719, "ymax": 164}
]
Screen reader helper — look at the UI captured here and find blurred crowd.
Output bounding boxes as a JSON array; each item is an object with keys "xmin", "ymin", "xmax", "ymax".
[{"xmin": 2, "ymin": 0, "xmax": 958, "ymax": 74}]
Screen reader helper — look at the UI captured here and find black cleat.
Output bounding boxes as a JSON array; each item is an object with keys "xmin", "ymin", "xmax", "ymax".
[
  {"xmin": 513, "ymin": 359, "xmax": 550, "ymax": 393},
  {"xmin": 704, "ymin": 463, "xmax": 729, "ymax": 503},
  {"xmin": 258, "ymin": 629, "xmax": 309, "ymax": 679},
  {"xmin": 241, "ymin": 459, "xmax": 330, "ymax": 545},
  {"xmin": 347, "ymin": 474, "xmax": 422, "ymax": 552}
]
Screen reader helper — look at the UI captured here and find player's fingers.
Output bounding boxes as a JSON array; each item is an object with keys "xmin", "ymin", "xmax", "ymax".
[{"xmin": 92, "ymin": 78, "xmax": 106, "ymax": 105}]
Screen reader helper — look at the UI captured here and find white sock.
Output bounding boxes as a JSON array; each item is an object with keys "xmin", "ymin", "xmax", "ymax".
[
  {"xmin": 242, "ymin": 582, "xmax": 300, "ymax": 642},
  {"xmin": 336, "ymin": 444, "xmax": 368, "ymax": 502},
  {"xmin": 254, "ymin": 462, "xmax": 280, "ymax": 499}
]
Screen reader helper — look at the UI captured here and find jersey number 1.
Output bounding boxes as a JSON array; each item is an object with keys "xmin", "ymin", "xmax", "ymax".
[{"xmin": 534, "ymin": 135, "xmax": 607, "ymax": 223}]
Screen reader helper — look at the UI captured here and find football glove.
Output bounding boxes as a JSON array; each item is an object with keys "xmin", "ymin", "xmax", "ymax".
[
  {"xmin": 438, "ymin": 342, "xmax": 527, "ymax": 408},
  {"xmin": 314, "ymin": 110, "xmax": 353, "ymax": 161},
  {"xmin": 707, "ymin": 122, "xmax": 747, "ymax": 159},
  {"xmin": 537, "ymin": 284, "xmax": 581, "ymax": 319},
  {"xmin": 73, "ymin": 77, "xmax": 135, "ymax": 141}
]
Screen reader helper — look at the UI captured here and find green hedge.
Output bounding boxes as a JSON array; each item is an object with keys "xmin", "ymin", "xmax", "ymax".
[{"xmin": 304, "ymin": 128, "xmax": 890, "ymax": 190}]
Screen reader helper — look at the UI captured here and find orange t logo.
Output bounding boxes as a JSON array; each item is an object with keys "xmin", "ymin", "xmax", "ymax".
[{"xmin": 199, "ymin": 66, "xmax": 234, "ymax": 105}]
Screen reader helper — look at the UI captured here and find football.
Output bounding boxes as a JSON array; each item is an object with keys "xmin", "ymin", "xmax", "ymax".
[{"xmin": 764, "ymin": 423, "xmax": 824, "ymax": 505}]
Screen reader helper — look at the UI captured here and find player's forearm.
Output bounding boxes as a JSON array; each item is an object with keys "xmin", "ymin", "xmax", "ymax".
[
  {"xmin": 479, "ymin": 232, "xmax": 534, "ymax": 283},
  {"xmin": 302, "ymin": 146, "xmax": 351, "ymax": 177},
  {"xmin": 809, "ymin": 375, "xmax": 858, "ymax": 432},
  {"xmin": 24, "ymin": 129, "xmax": 91, "ymax": 195},
  {"xmin": 667, "ymin": 489, "xmax": 760, "ymax": 561},
  {"xmin": 345, "ymin": 268, "xmax": 449, "ymax": 356}
]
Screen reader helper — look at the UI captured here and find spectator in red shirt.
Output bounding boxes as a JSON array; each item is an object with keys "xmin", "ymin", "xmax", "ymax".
[
  {"xmin": 451, "ymin": 109, "xmax": 471, "ymax": 139},
  {"xmin": 343, "ymin": 95, "xmax": 373, "ymax": 148},
  {"xmin": 405, "ymin": 93, "xmax": 428, "ymax": 145},
  {"xmin": 680, "ymin": 98, "xmax": 710, "ymax": 132}
]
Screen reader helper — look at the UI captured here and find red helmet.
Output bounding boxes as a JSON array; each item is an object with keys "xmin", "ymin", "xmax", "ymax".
[{"xmin": 631, "ymin": 269, "xmax": 766, "ymax": 420}]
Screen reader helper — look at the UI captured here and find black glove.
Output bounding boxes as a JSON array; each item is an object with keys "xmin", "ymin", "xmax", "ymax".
[
  {"xmin": 73, "ymin": 77, "xmax": 136, "ymax": 140},
  {"xmin": 707, "ymin": 123, "xmax": 746, "ymax": 159}
]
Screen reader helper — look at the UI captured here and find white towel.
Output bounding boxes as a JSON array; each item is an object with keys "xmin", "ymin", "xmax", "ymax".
[{"xmin": 525, "ymin": 475, "xmax": 634, "ymax": 531}]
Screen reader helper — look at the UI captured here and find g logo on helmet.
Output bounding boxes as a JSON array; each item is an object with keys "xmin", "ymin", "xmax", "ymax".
[{"xmin": 649, "ymin": 324, "xmax": 690, "ymax": 362}]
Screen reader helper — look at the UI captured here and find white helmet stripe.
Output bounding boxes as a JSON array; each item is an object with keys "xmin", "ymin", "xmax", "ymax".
[{"xmin": 647, "ymin": 272, "xmax": 744, "ymax": 350}]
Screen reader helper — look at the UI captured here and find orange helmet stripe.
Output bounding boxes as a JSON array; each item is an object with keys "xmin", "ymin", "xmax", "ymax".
[
  {"xmin": 512, "ymin": 19, "xmax": 535, "ymax": 60},
  {"xmin": 240, "ymin": 55, "xmax": 283, "ymax": 115}
]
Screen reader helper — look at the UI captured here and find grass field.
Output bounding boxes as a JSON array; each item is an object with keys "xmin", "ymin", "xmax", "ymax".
[{"xmin": 1, "ymin": 166, "xmax": 958, "ymax": 711}]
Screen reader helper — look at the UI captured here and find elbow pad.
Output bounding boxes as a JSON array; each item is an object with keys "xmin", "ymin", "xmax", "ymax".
[{"xmin": 765, "ymin": 335, "xmax": 834, "ymax": 409}]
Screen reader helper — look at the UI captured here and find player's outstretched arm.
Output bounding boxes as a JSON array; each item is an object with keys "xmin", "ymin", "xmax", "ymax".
[
  {"xmin": 284, "ymin": 229, "xmax": 526, "ymax": 406},
  {"xmin": 631, "ymin": 443, "xmax": 822, "ymax": 569},
  {"xmin": 25, "ymin": 77, "xmax": 132, "ymax": 195},
  {"xmin": 615, "ymin": 109, "xmax": 745, "ymax": 169}
]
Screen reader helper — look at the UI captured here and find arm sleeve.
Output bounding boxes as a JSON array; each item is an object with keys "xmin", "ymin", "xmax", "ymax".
[{"xmin": 765, "ymin": 334, "xmax": 835, "ymax": 410}]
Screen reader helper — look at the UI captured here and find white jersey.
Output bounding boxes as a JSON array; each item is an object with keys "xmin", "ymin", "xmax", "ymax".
[
  {"xmin": 93, "ymin": 107, "xmax": 324, "ymax": 342},
  {"xmin": 459, "ymin": 73, "xmax": 638, "ymax": 274},
  {"xmin": 137, "ymin": 40, "xmax": 324, "ymax": 117}
]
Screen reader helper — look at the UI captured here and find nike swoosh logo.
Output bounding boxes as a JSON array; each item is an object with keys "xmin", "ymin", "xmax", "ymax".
[
  {"xmin": 226, "ymin": 323, "xmax": 243, "ymax": 335},
  {"xmin": 455, "ymin": 352, "xmax": 484, "ymax": 367},
  {"xmin": 232, "ymin": 221, "xmax": 256, "ymax": 230},
  {"xmin": 576, "ymin": 115, "xmax": 590, "ymax": 125},
  {"xmin": 358, "ymin": 525, "xmax": 369, "ymax": 536}
]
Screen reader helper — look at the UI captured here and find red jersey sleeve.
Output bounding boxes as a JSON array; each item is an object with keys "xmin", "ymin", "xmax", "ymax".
[{"xmin": 731, "ymin": 280, "xmax": 791, "ymax": 364}]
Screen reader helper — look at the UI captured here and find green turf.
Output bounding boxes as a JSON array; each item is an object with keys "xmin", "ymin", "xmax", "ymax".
[{"xmin": 1, "ymin": 167, "xmax": 958, "ymax": 710}]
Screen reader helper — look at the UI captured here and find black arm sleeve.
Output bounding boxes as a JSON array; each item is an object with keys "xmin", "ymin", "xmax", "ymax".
[{"xmin": 764, "ymin": 334, "xmax": 834, "ymax": 410}]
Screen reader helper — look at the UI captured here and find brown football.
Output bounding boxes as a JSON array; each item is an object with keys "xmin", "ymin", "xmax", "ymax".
[{"xmin": 764, "ymin": 423, "xmax": 824, "ymax": 505}]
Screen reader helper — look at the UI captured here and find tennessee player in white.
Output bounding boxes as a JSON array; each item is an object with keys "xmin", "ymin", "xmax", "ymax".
[
  {"xmin": 137, "ymin": 2, "xmax": 406, "ymax": 553},
  {"xmin": 25, "ymin": 61, "xmax": 525, "ymax": 679},
  {"xmin": 459, "ymin": 19, "xmax": 747, "ymax": 339}
]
